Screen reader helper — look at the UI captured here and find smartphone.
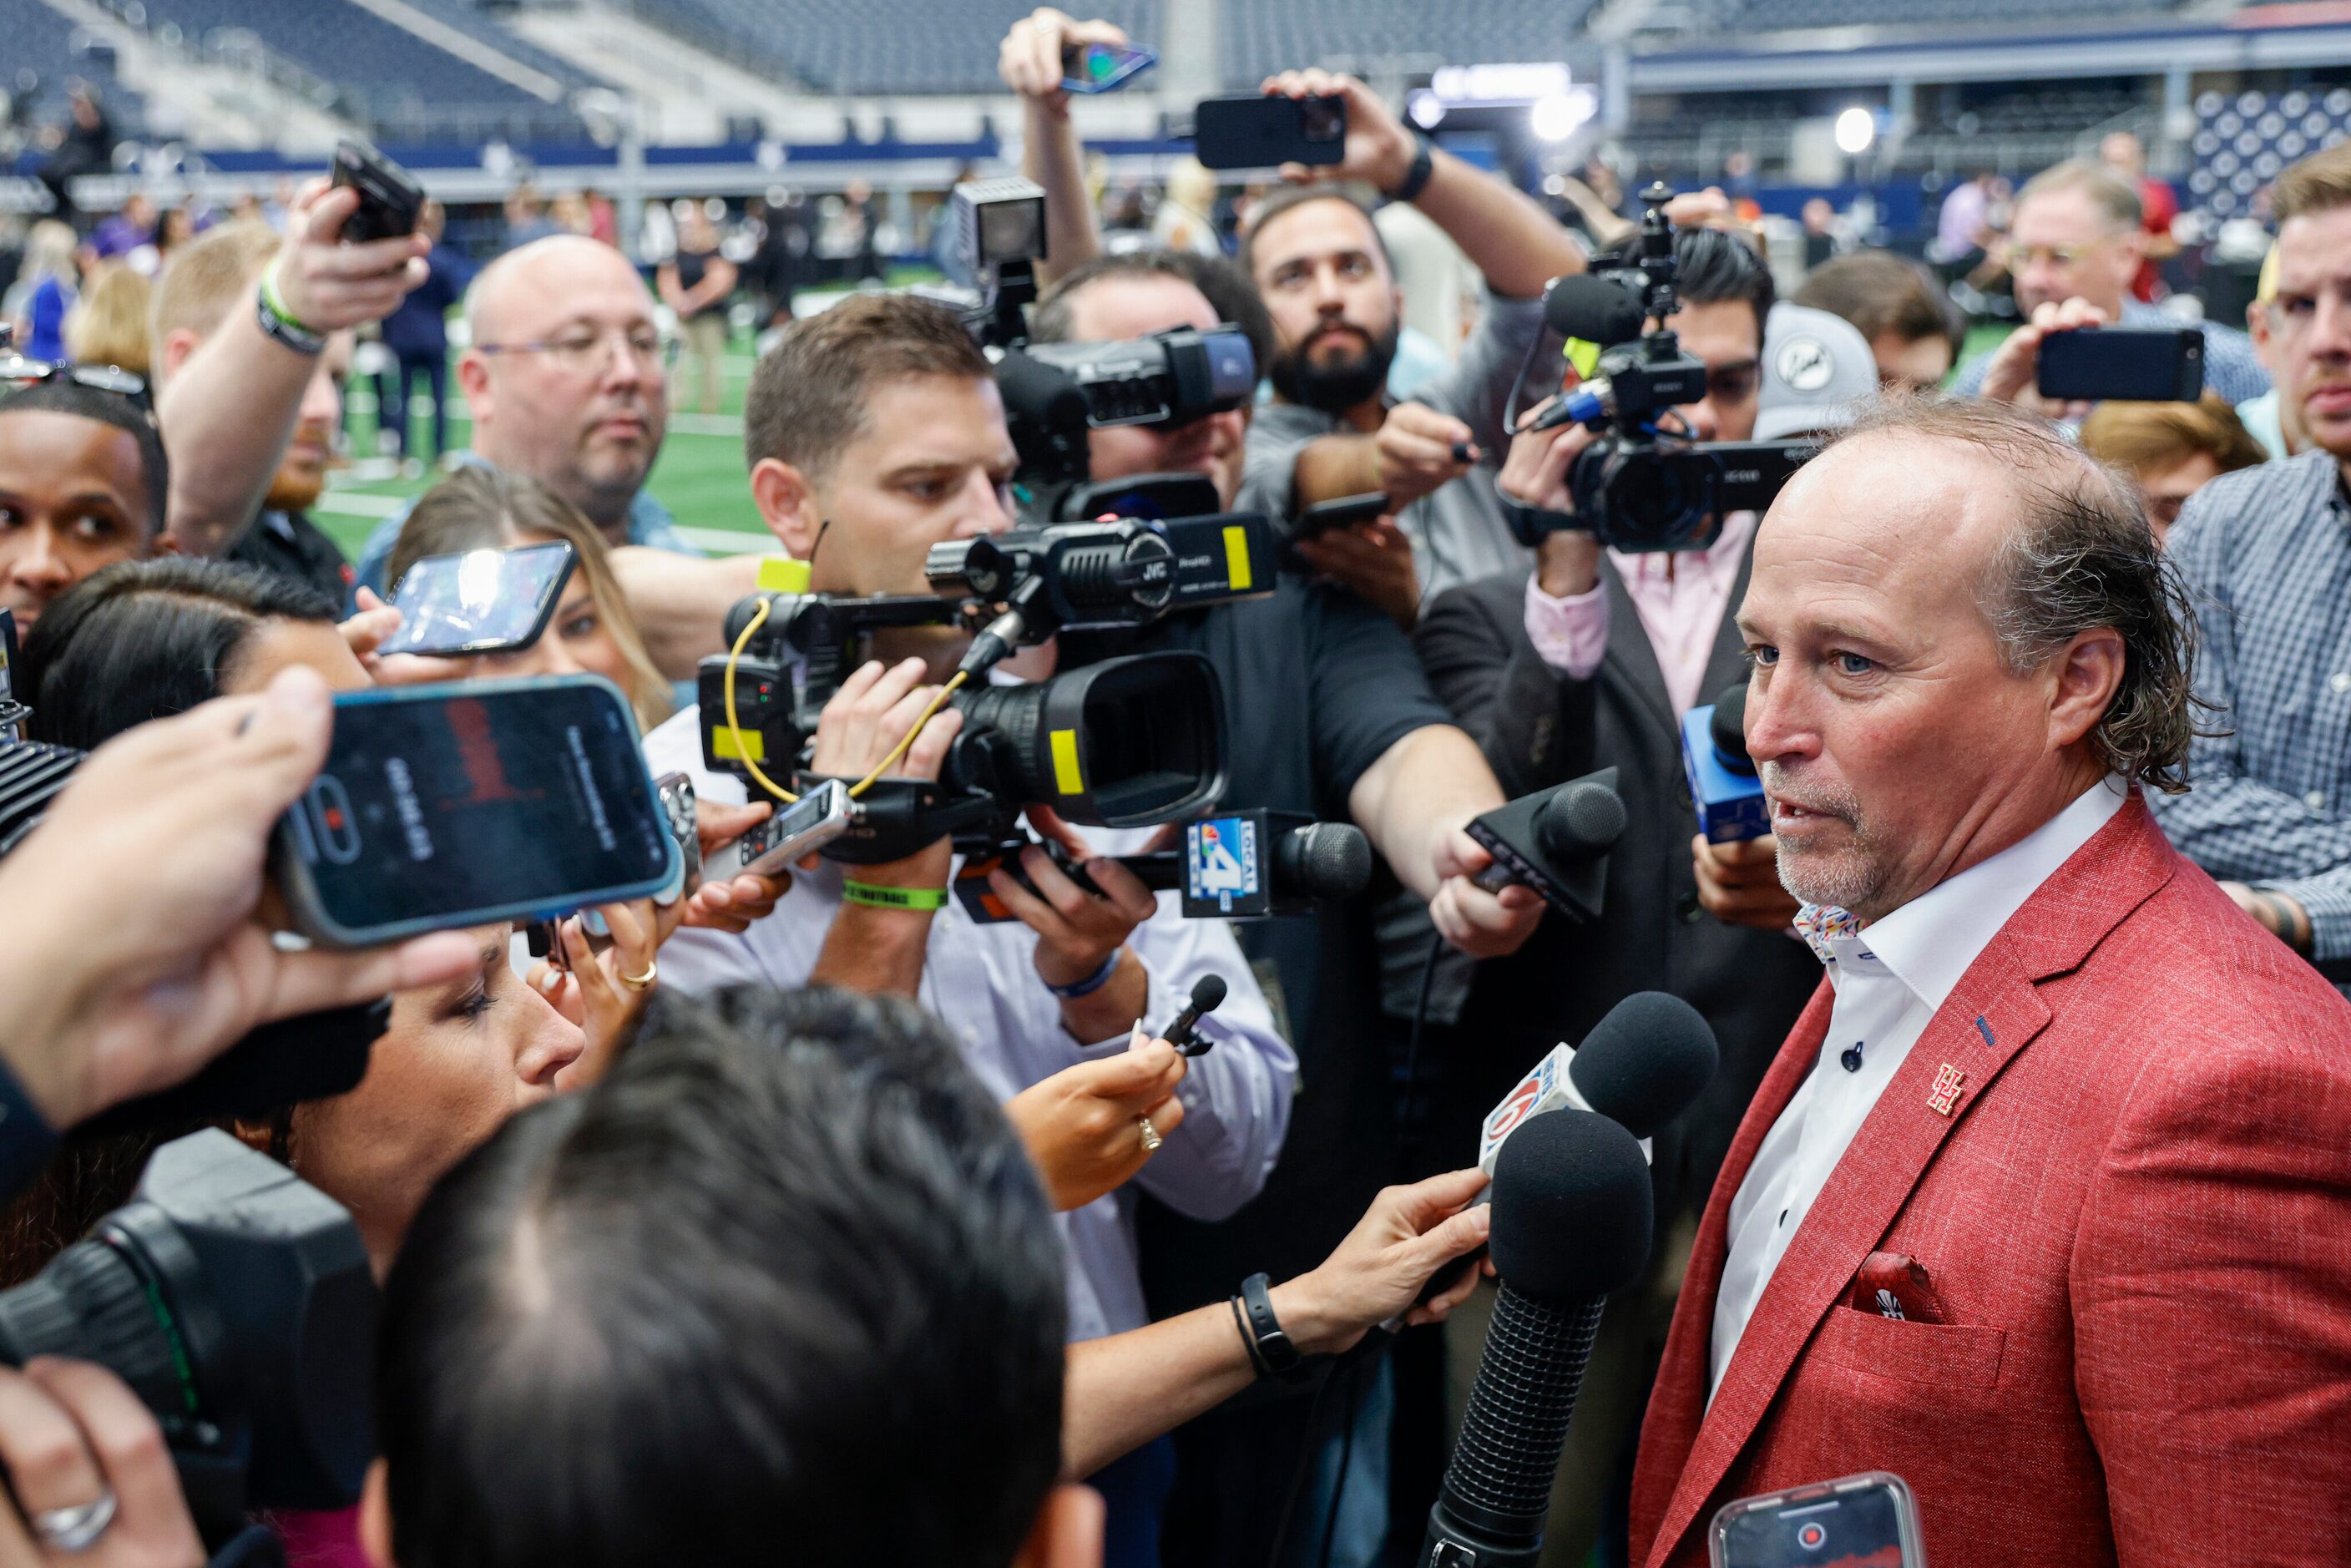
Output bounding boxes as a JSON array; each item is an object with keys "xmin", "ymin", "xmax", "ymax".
[
  {"xmin": 331, "ymin": 139, "xmax": 424, "ymax": 243},
  {"xmin": 702, "ymin": 779, "xmax": 852, "ymax": 883},
  {"xmin": 1711, "ymin": 1472, "xmax": 1924, "ymax": 1568},
  {"xmin": 380, "ymin": 542, "xmax": 575, "ymax": 659},
  {"xmin": 273, "ymin": 675, "xmax": 679, "ymax": 947},
  {"xmin": 1293, "ymin": 493, "xmax": 1388, "ymax": 542},
  {"xmin": 2035, "ymin": 325, "xmax": 2204, "ymax": 403},
  {"xmin": 1194, "ymin": 94, "xmax": 1347, "ymax": 171},
  {"xmin": 580, "ymin": 769, "xmax": 700, "ymax": 938},
  {"xmin": 1281, "ymin": 493, "xmax": 1389, "ymax": 573},
  {"xmin": 1063, "ymin": 41, "xmax": 1155, "ymax": 94}
]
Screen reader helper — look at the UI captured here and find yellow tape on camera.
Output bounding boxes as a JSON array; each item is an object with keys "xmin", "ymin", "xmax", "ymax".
[{"xmin": 1051, "ymin": 729, "xmax": 1084, "ymax": 795}]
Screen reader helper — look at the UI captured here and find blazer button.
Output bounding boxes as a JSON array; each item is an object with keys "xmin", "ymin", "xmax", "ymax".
[{"xmin": 1676, "ymin": 891, "xmax": 1704, "ymax": 923}]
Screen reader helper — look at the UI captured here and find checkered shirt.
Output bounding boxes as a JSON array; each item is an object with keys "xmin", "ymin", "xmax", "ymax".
[{"xmin": 2151, "ymin": 449, "xmax": 2351, "ymax": 961}]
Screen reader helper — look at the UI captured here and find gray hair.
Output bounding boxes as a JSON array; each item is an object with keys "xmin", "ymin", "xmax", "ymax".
[
  {"xmin": 1823, "ymin": 395, "xmax": 2205, "ymax": 793},
  {"xmin": 2016, "ymin": 159, "xmax": 2144, "ymax": 233}
]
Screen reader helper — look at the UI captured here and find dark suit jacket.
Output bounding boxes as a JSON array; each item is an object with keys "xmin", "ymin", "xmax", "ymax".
[{"xmin": 1414, "ymin": 560, "xmax": 1821, "ymax": 1230}]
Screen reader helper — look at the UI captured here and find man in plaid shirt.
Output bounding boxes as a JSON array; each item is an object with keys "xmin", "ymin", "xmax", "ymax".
[{"xmin": 2154, "ymin": 142, "xmax": 2351, "ymax": 971}]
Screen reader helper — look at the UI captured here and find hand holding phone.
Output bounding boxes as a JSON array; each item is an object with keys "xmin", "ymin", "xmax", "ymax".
[{"xmin": 1280, "ymin": 492, "xmax": 1388, "ymax": 572}]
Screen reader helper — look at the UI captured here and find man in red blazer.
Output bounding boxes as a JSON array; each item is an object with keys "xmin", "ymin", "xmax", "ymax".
[{"xmin": 1631, "ymin": 395, "xmax": 2351, "ymax": 1567}]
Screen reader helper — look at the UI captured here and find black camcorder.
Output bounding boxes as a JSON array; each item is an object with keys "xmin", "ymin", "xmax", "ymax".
[
  {"xmin": 945, "ymin": 176, "xmax": 1258, "ymax": 519},
  {"xmin": 1509, "ymin": 185, "xmax": 1814, "ymax": 554},
  {"xmin": 0, "ymin": 1131, "xmax": 376, "ymax": 1544},
  {"xmin": 697, "ymin": 545, "xmax": 1254, "ymax": 863}
]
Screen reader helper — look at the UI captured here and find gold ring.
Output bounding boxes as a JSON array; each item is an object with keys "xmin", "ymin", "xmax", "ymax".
[
  {"xmin": 1138, "ymin": 1115, "xmax": 1163, "ymax": 1153},
  {"xmin": 619, "ymin": 960, "xmax": 658, "ymax": 992}
]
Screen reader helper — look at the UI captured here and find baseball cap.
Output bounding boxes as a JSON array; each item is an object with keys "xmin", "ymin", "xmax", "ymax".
[{"xmin": 1754, "ymin": 302, "xmax": 1878, "ymax": 442}]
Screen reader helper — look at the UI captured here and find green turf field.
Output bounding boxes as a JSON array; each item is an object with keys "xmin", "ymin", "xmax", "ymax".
[{"xmin": 320, "ymin": 318, "xmax": 2026, "ymax": 563}]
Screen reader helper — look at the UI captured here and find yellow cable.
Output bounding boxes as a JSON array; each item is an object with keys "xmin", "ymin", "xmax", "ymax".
[
  {"xmin": 847, "ymin": 669, "xmax": 968, "ymax": 799},
  {"xmin": 722, "ymin": 596, "xmax": 798, "ymax": 804}
]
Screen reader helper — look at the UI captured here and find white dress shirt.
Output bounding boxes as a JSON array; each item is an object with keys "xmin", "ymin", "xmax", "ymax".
[
  {"xmin": 642, "ymin": 706, "xmax": 1299, "ymax": 1348},
  {"xmin": 1709, "ymin": 778, "xmax": 2127, "ymax": 1395}
]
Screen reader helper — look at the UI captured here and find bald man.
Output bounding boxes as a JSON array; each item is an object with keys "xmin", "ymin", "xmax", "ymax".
[{"xmin": 351, "ymin": 234, "xmax": 697, "ymax": 597}]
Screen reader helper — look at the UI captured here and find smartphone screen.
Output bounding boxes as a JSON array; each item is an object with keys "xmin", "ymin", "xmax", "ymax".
[
  {"xmin": 1716, "ymin": 1481, "xmax": 1914, "ymax": 1568},
  {"xmin": 382, "ymin": 542, "xmax": 575, "ymax": 658},
  {"xmin": 1063, "ymin": 41, "xmax": 1155, "ymax": 93},
  {"xmin": 276, "ymin": 675, "xmax": 676, "ymax": 944}
]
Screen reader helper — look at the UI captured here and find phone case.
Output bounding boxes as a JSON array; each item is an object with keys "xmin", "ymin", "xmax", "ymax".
[
  {"xmin": 1194, "ymin": 94, "xmax": 1347, "ymax": 170},
  {"xmin": 1063, "ymin": 43, "xmax": 1155, "ymax": 93},
  {"xmin": 332, "ymin": 140, "xmax": 424, "ymax": 242},
  {"xmin": 1709, "ymin": 1472, "xmax": 1924, "ymax": 1568},
  {"xmin": 271, "ymin": 673, "xmax": 680, "ymax": 948}
]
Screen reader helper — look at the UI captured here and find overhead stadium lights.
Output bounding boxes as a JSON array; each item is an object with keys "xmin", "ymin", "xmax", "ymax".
[
  {"xmin": 1531, "ymin": 91, "xmax": 1590, "ymax": 142},
  {"xmin": 1834, "ymin": 106, "xmax": 1876, "ymax": 155}
]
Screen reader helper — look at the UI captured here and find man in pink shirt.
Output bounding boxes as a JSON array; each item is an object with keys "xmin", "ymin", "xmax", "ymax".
[{"xmin": 1409, "ymin": 226, "xmax": 1828, "ymax": 1565}]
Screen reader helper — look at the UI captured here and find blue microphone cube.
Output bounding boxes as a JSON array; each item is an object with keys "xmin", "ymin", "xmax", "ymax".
[{"xmin": 1681, "ymin": 705, "xmax": 1769, "ymax": 844}]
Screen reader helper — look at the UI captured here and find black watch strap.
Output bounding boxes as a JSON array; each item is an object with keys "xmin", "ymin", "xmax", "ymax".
[
  {"xmin": 1499, "ymin": 488, "xmax": 1581, "ymax": 549},
  {"xmin": 1389, "ymin": 137, "xmax": 1435, "ymax": 204},
  {"xmin": 1239, "ymin": 1272, "xmax": 1307, "ymax": 1381}
]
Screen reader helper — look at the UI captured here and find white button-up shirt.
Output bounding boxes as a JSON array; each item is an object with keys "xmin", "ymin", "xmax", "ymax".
[
  {"xmin": 643, "ymin": 706, "xmax": 1299, "ymax": 1347},
  {"xmin": 1709, "ymin": 777, "xmax": 2127, "ymax": 1395}
]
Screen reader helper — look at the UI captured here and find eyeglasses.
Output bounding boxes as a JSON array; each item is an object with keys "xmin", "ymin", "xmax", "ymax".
[
  {"xmin": 476, "ymin": 325, "xmax": 680, "ymax": 375},
  {"xmin": 2010, "ymin": 240, "xmax": 2113, "ymax": 270},
  {"xmin": 0, "ymin": 356, "xmax": 153, "ymax": 412}
]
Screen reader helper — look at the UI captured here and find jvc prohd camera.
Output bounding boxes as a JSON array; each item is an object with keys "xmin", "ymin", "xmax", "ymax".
[{"xmin": 1509, "ymin": 184, "xmax": 1814, "ymax": 554}]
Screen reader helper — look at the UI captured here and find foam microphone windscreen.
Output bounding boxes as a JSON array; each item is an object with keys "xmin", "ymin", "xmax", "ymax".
[
  {"xmin": 1533, "ymin": 780, "xmax": 1627, "ymax": 862},
  {"xmin": 1568, "ymin": 991, "xmax": 1720, "ymax": 1141},
  {"xmin": 1278, "ymin": 821, "xmax": 1373, "ymax": 900},
  {"xmin": 1543, "ymin": 274, "xmax": 1646, "ymax": 347},
  {"xmin": 1487, "ymin": 1108, "xmax": 1653, "ymax": 1305},
  {"xmin": 1708, "ymin": 678, "xmax": 1753, "ymax": 771}
]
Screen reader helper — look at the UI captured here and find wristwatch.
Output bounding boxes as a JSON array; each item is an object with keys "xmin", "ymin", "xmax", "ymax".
[
  {"xmin": 1388, "ymin": 135, "xmax": 1435, "ymax": 204},
  {"xmin": 1238, "ymin": 1272, "xmax": 1308, "ymax": 1382}
]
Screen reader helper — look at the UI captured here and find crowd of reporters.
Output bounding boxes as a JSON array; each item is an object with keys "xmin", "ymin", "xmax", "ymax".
[{"xmin": 0, "ymin": 10, "xmax": 2346, "ymax": 1566}]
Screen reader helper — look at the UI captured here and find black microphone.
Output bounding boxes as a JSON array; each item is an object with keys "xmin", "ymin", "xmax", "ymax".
[
  {"xmin": 1165, "ymin": 974, "xmax": 1226, "ymax": 1056},
  {"xmin": 1069, "ymin": 817, "xmax": 1373, "ymax": 914},
  {"xmin": 1416, "ymin": 991, "xmax": 1716, "ymax": 1312},
  {"xmin": 1563, "ymin": 990, "xmax": 1720, "ymax": 1141},
  {"xmin": 1423, "ymin": 1109, "xmax": 1652, "ymax": 1568},
  {"xmin": 1542, "ymin": 274, "xmax": 1646, "ymax": 346},
  {"xmin": 1469, "ymin": 769, "xmax": 1625, "ymax": 921}
]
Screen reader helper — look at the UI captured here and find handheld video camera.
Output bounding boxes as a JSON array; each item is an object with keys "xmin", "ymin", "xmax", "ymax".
[
  {"xmin": 697, "ymin": 554, "xmax": 1243, "ymax": 864},
  {"xmin": 1510, "ymin": 184, "xmax": 1814, "ymax": 554},
  {"xmin": 947, "ymin": 179, "xmax": 1259, "ymax": 521},
  {"xmin": 0, "ymin": 1131, "xmax": 377, "ymax": 1545}
]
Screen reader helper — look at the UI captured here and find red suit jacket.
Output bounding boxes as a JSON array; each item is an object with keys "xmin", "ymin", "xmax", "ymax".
[{"xmin": 1631, "ymin": 798, "xmax": 2351, "ymax": 1566}]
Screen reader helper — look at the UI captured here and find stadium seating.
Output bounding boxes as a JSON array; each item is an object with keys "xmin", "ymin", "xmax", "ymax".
[
  {"xmin": 1699, "ymin": 0, "xmax": 2186, "ymax": 30},
  {"xmin": 1221, "ymin": 0, "xmax": 1599, "ymax": 85},
  {"xmin": 629, "ymin": 0, "xmax": 1161, "ymax": 95},
  {"xmin": 126, "ymin": 0, "xmax": 587, "ymax": 142},
  {"xmin": 0, "ymin": 0, "xmax": 144, "ymax": 138}
]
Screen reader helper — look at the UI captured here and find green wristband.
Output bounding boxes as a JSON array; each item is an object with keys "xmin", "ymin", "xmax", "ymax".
[
  {"xmin": 255, "ymin": 261, "xmax": 326, "ymax": 355},
  {"xmin": 842, "ymin": 879, "xmax": 948, "ymax": 912}
]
